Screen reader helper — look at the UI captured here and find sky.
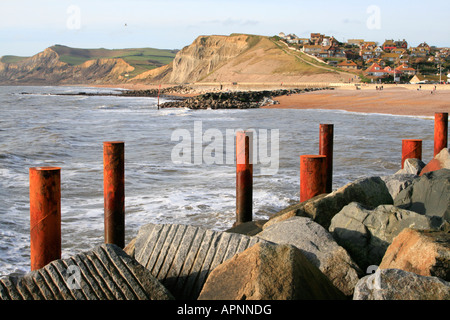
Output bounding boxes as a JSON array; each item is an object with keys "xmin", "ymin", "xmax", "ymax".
[{"xmin": 1, "ymin": 0, "xmax": 449, "ymax": 57}]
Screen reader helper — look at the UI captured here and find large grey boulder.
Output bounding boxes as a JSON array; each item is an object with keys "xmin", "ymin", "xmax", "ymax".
[
  {"xmin": 198, "ymin": 242, "xmax": 346, "ymax": 300},
  {"xmin": 133, "ymin": 223, "xmax": 266, "ymax": 300},
  {"xmin": 380, "ymin": 173, "xmax": 417, "ymax": 200},
  {"xmin": 329, "ymin": 202, "xmax": 443, "ymax": 270},
  {"xmin": 353, "ymin": 268, "xmax": 450, "ymax": 300},
  {"xmin": 395, "ymin": 158, "xmax": 426, "ymax": 175},
  {"xmin": 0, "ymin": 244, "xmax": 174, "ymax": 300},
  {"xmin": 256, "ymin": 217, "xmax": 362, "ymax": 296},
  {"xmin": 394, "ymin": 168, "xmax": 450, "ymax": 222},
  {"xmin": 265, "ymin": 176, "xmax": 393, "ymax": 230}
]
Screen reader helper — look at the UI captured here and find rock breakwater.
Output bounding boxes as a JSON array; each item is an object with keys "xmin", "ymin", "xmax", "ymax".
[{"xmin": 159, "ymin": 87, "xmax": 331, "ymax": 109}]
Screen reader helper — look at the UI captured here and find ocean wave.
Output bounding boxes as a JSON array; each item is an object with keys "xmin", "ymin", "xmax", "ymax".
[
  {"xmin": 156, "ymin": 107, "xmax": 192, "ymax": 117},
  {"xmin": 311, "ymin": 108, "xmax": 434, "ymax": 120}
]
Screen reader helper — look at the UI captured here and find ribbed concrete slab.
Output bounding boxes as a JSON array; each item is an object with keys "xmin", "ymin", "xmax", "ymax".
[
  {"xmin": 0, "ymin": 244, "xmax": 173, "ymax": 300},
  {"xmin": 134, "ymin": 223, "xmax": 266, "ymax": 299}
]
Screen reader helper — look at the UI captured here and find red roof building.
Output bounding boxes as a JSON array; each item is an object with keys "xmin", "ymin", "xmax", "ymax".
[
  {"xmin": 365, "ymin": 63, "xmax": 387, "ymax": 77},
  {"xmin": 395, "ymin": 64, "xmax": 416, "ymax": 76}
]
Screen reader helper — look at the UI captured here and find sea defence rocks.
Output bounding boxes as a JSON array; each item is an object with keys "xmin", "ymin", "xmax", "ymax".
[
  {"xmin": 419, "ymin": 148, "xmax": 450, "ymax": 176},
  {"xmin": 394, "ymin": 158, "xmax": 426, "ymax": 175},
  {"xmin": 329, "ymin": 203, "xmax": 443, "ymax": 270},
  {"xmin": 0, "ymin": 244, "xmax": 174, "ymax": 300},
  {"xmin": 379, "ymin": 229, "xmax": 450, "ymax": 281},
  {"xmin": 159, "ymin": 88, "xmax": 329, "ymax": 110},
  {"xmin": 256, "ymin": 217, "xmax": 362, "ymax": 296},
  {"xmin": 120, "ymin": 85, "xmax": 194, "ymax": 97},
  {"xmin": 394, "ymin": 168, "xmax": 450, "ymax": 222},
  {"xmin": 2, "ymin": 168, "xmax": 449, "ymax": 300},
  {"xmin": 380, "ymin": 173, "xmax": 417, "ymax": 200},
  {"xmin": 265, "ymin": 176, "xmax": 393, "ymax": 230},
  {"xmin": 198, "ymin": 242, "xmax": 346, "ymax": 300},
  {"xmin": 132, "ymin": 223, "xmax": 266, "ymax": 300},
  {"xmin": 353, "ymin": 268, "xmax": 450, "ymax": 300}
]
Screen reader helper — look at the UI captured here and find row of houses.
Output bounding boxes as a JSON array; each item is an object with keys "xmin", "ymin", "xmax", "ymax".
[
  {"xmin": 365, "ymin": 63, "xmax": 416, "ymax": 77},
  {"xmin": 279, "ymin": 32, "xmax": 344, "ymax": 58},
  {"xmin": 279, "ymin": 32, "xmax": 449, "ymax": 63},
  {"xmin": 278, "ymin": 32, "xmax": 449, "ymax": 82}
]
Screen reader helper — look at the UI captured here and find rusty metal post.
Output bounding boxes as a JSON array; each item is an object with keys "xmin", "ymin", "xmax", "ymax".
[
  {"xmin": 319, "ymin": 124, "xmax": 334, "ymax": 193},
  {"xmin": 434, "ymin": 112, "xmax": 448, "ymax": 157},
  {"xmin": 103, "ymin": 141, "xmax": 125, "ymax": 248},
  {"xmin": 300, "ymin": 155, "xmax": 327, "ymax": 203},
  {"xmin": 29, "ymin": 167, "xmax": 61, "ymax": 271},
  {"xmin": 402, "ymin": 139, "xmax": 422, "ymax": 169},
  {"xmin": 235, "ymin": 131, "xmax": 253, "ymax": 226}
]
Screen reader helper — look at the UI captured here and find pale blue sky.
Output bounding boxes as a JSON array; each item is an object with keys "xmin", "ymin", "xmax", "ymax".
[{"xmin": 1, "ymin": 0, "xmax": 449, "ymax": 56}]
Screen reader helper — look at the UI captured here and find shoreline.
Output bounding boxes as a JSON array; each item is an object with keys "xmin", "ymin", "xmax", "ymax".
[
  {"xmin": 91, "ymin": 83, "xmax": 450, "ymax": 117},
  {"xmin": 7, "ymin": 82, "xmax": 446, "ymax": 117}
]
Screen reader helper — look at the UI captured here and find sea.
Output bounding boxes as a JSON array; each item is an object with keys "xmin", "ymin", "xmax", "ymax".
[{"xmin": 0, "ymin": 85, "xmax": 435, "ymax": 278}]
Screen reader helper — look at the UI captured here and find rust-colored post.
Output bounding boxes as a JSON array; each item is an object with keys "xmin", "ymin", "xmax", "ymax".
[
  {"xmin": 402, "ymin": 139, "xmax": 422, "ymax": 168},
  {"xmin": 235, "ymin": 131, "xmax": 253, "ymax": 226},
  {"xmin": 103, "ymin": 141, "xmax": 125, "ymax": 248},
  {"xmin": 29, "ymin": 167, "xmax": 61, "ymax": 271},
  {"xmin": 300, "ymin": 155, "xmax": 327, "ymax": 203},
  {"xmin": 319, "ymin": 124, "xmax": 334, "ymax": 193},
  {"xmin": 434, "ymin": 112, "xmax": 448, "ymax": 156}
]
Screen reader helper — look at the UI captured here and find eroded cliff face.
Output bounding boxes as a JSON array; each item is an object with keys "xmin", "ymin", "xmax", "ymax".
[
  {"xmin": 169, "ymin": 34, "xmax": 251, "ymax": 83},
  {"xmin": 0, "ymin": 48, "xmax": 134, "ymax": 85},
  {"xmin": 132, "ymin": 34, "xmax": 254, "ymax": 84}
]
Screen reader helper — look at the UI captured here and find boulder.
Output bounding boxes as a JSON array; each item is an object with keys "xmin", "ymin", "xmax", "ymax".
[
  {"xmin": 0, "ymin": 244, "xmax": 174, "ymax": 300},
  {"xmin": 420, "ymin": 148, "xmax": 450, "ymax": 176},
  {"xmin": 256, "ymin": 217, "xmax": 362, "ymax": 296},
  {"xmin": 394, "ymin": 168, "xmax": 450, "ymax": 222},
  {"xmin": 263, "ymin": 194, "xmax": 326, "ymax": 229},
  {"xmin": 265, "ymin": 176, "xmax": 393, "ymax": 230},
  {"xmin": 379, "ymin": 229, "xmax": 450, "ymax": 281},
  {"xmin": 124, "ymin": 237, "xmax": 136, "ymax": 257},
  {"xmin": 132, "ymin": 223, "xmax": 267, "ymax": 300},
  {"xmin": 395, "ymin": 158, "xmax": 426, "ymax": 175},
  {"xmin": 353, "ymin": 268, "xmax": 450, "ymax": 300},
  {"xmin": 380, "ymin": 173, "xmax": 417, "ymax": 200},
  {"xmin": 329, "ymin": 202, "xmax": 442, "ymax": 270},
  {"xmin": 198, "ymin": 242, "xmax": 346, "ymax": 300}
]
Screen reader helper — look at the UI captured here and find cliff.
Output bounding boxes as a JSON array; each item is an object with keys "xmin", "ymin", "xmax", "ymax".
[
  {"xmin": 0, "ymin": 46, "xmax": 175, "ymax": 85},
  {"xmin": 132, "ymin": 34, "xmax": 352, "ymax": 84}
]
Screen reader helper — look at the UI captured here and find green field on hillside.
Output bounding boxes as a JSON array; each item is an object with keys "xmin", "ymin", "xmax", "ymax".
[
  {"xmin": 0, "ymin": 55, "xmax": 29, "ymax": 63},
  {"xmin": 1, "ymin": 45, "xmax": 178, "ymax": 77},
  {"xmin": 51, "ymin": 45, "xmax": 177, "ymax": 77}
]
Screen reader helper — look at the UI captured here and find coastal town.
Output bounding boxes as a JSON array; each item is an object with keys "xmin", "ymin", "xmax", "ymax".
[{"xmin": 277, "ymin": 32, "xmax": 450, "ymax": 84}]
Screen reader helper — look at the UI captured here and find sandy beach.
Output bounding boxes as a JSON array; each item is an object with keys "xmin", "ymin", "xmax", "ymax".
[{"xmin": 264, "ymin": 86, "xmax": 450, "ymax": 118}]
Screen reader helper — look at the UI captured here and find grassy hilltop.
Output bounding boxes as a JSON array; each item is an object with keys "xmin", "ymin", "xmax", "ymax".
[{"xmin": 50, "ymin": 45, "xmax": 178, "ymax": 77}]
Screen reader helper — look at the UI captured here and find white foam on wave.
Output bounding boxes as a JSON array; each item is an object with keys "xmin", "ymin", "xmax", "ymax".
[
  {"xmin": 156, "ymin": 107, "xmax": 192, "ymax": 117},
  {"xmin": 309, "ymin": 108, "xmax": 434, "ymax": 120}
]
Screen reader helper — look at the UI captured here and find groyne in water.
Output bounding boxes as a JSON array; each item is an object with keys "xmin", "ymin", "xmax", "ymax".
[{"xmin": 19, "ymin": 86, "xmax": 332, "ymax": 109}]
